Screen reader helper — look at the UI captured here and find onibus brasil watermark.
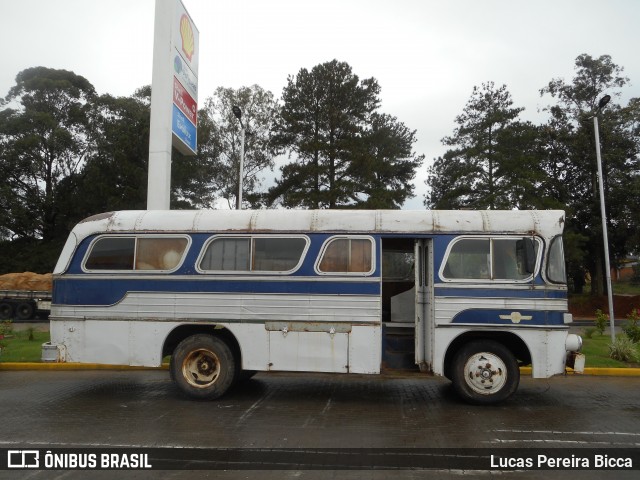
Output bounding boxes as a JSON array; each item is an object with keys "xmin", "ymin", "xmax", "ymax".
[{"xmin": 7, "ymin": 450, "xmax": 151, "ymax": 470}]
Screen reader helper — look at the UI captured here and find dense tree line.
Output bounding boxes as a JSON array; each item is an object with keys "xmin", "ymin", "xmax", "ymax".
[
  {"xmin": 1, "ymin": 55, "xmax": 638, "ymax": 297},
  {"xmin": 0, "ymin": 61, "xmax": 423, "ymax": 272},
  {"xmin": 426, "ymin": 54, "xmax": 640, "ymax": 294}
]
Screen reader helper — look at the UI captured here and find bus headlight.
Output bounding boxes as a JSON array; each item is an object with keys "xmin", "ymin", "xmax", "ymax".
[{"xmin": 565, "ymin": 334, "xmax": 583, "ymax": 353}]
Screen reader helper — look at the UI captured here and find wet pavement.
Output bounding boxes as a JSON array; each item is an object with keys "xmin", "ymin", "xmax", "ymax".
[{"xmin": 1, "ymin": 369, "xmax": 639, "ymax": 479}]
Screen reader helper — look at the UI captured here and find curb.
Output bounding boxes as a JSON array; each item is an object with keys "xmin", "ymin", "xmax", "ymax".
[
  {"xmin": 1, "ymin": 363, "xmax": 639, "ymax": 376},
  {"xmin": 518, "ymin": 366, "xmax": 640, "ymax": 377},
  {"xmin": 0, "ymin": 363, "xmax": 169, "ymax": 371},
  {"xmin": 576, "ymin": 368, "xmax": 640, "ymax": 376}
]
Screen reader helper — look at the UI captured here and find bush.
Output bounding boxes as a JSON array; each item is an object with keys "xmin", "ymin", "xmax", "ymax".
[
  {"xmin": 583, "ymin": 327, "xmax": 597, "ymax": 339},
  {"xmin": 608, "ymin": 336, "xmax": 639, "ymax": 363},
  {"xmin": 622, "ymin": 309, "xmax": 640, "ymax": 343},
  {"xmin": 595, "ymin": 309, "xmax": 608, "ymax": 335},
  {"xmin": 0, "ymin": 320, "xmax": 13, "ymax": 336}
]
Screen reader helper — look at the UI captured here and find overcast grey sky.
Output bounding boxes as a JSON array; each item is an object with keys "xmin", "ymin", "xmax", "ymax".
[{"xmin": 2, "ymin": 0, "xmax": 639, "ymax": 208}]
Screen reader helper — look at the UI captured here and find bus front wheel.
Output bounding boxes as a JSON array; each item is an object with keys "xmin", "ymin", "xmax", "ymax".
[
  {"xmin": 451, "ymin": 340, "xmax": 519, "ymax": 405},
  {"xmin": 170, "ymin": 334, "xmax": 236, "ymax": 400}
]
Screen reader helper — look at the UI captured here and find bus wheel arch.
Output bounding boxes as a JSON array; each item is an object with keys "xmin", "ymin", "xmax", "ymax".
[
  {"xmin": 163, "ymin": 324, "xmax": 241, "ymax": 362},
  {"xmin": 443, "ymin": 332, "xmax": 530, "ymax": 404}
]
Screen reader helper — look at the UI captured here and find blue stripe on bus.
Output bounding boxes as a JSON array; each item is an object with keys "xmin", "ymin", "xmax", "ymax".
[
  {"xmin": 451, "ymin": 309, "xmax": 565, "ymax": 326},
  {"xmin": 434, "ymin": 286, "xmax": 566, "ymax": 299},
  {"xmin": 52, "ymin": 278, "xmax": 381, "ymax": 306}
]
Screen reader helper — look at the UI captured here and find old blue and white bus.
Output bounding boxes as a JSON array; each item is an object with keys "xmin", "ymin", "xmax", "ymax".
[{"xmin": 44, "ymin": 209, "xmax": 583, "ymax": 404}]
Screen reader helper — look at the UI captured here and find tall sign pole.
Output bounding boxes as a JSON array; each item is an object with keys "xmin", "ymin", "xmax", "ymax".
[{"xmin": 148, "ymin": 0, "xmax": 199, "ymax": 210}]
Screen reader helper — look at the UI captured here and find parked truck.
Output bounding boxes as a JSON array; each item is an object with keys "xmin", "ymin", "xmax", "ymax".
[
  {"xmin": 0, "ymin": 290, "xmax": 52, "ymax": 320},
  {"xmin": 0, "ymin": 272, "xmax": 53, "ymax": 321}
]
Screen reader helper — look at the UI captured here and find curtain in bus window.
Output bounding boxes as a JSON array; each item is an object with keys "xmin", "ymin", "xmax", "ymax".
[
  {"xmin": 201, "ymin": 238, "xmax": 250, "ymax": 271},
  {"xmin": 349, "ymin": 238, "xmax": 372, "ymax": 272},
  {"xmin": 135, "ymin": 238, "xmax": 188, "ymax": 270},
  {"xmin": 318, "ymin": 239, "xmax": 347, "ymax": 272},
  {"xmin": 319, "ymin": 238, "xmax": 372, "ymax": 273}
]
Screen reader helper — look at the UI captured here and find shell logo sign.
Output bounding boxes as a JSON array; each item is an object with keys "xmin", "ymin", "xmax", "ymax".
[
  {"xmin": 170, "ymin": 0, "xmax": 199, "ymax": 156},
  {"xmin": 172, "ymin": 0, "xmax": 199, "ymax": 77},
  {"xmin": 179, "ymin": 14, "xmax": 195, "ymax": 62}
]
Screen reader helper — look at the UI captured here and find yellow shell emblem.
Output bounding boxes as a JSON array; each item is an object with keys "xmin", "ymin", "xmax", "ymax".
[{"xmin": 179, "ymin": 14, "xmax": 195, "ymax": 62}]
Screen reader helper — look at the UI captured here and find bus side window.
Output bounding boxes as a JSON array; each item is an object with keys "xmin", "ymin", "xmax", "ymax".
[
  {"xmin": 443, "ymin": 237, "xmax": 539, "ymax": 281},
  {"xmin": 85, "ymin": 236, "xmax": 188, "ymax": 271},
  {"xmin": 252, "ymin": 237, "xmax": 307, "ymax": 271},
  {"xmin": 318, "ymin": 238, "xmax": 373, "ymax": 274},
  {"xmin": 547, "ymin": 236, "xmax": 567, "ymax": 283},
  {"xmin": 200, "ymin": 238, "xmax": 251, "ymax": 271},
  {"xmin": 85, "ymin": 237, "xmax": 135, "ymax": 270},
  {"xmin": 443, "ymin": 239, "xmax": 490, "ymax": 279},
  {"xmin": 199, "ymin": 237, "xmax": 307, "ymax": 273}
]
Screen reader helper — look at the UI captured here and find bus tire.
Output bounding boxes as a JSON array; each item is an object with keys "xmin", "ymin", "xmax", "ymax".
[
  {"xmin": 170, "ymin": 334, "xmax": 236, "ymax": 400},
  {"xmin": 15, "ymin": 302, "xmax": 35, "ymax": 320},
  {"xmin": 451, "ymin": 340, "xmax": 519, "ymax": 405},
  {"xmin": 0, "ymin": 302, "xmax": 13, "ymax": 320}
]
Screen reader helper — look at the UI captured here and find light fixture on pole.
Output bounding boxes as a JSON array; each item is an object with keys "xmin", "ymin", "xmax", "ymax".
[
  {"xmin": 592, "ymin": 93, "xmax": 615, "ymax": 342},
  {"xmin": 232, "ymin": 105, "xmax": 245, "ymax": 210}
]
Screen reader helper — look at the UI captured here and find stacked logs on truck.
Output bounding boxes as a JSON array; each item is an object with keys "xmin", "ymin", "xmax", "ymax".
[{"xmin": 0, "ymin": 272, "xmax": 53, "ymax": 292}]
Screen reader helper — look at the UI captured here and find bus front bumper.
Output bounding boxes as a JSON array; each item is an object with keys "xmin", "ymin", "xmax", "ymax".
[{"xmin": 565, "ymin": 333, "xmax": 585, "ymax": 373}]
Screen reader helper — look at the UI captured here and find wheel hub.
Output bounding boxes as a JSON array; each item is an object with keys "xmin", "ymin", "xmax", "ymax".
[
  {"xmin": 464, "ymin": 353, "xmax": 507, "ymax": 395},
  {"xmin": 182, "ymin": 348, "xmax": 221, "ymax": 388},
  {"xmin": 198, "ymin": 359, "xmax": 212, "ymax": 374}
]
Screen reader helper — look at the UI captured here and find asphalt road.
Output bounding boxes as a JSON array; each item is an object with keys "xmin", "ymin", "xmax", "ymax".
[{"xmin": 1, "ymin": 369, "xmax": 639, "ymax": 479}]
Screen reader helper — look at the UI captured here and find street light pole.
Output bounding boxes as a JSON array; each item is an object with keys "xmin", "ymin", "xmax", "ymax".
[
  {"xmin": 232, "ymin": 106, "xmax": 245, "ymax": 210},
  {"xmin": 593, "ymin": 94, "xmax": 615, "ymax": 343}
]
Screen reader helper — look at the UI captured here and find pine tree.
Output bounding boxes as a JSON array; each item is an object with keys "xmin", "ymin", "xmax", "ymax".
[
  {"xmin": 425, "ymin": 82, "xmax": 528, "ymax": 210},
  {"xmin": 269, "ymin": 60, "xmax": 422, "ymax": 209}
]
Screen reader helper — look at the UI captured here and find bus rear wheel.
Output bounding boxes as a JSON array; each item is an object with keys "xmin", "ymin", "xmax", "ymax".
[
  {"xmin": 451, "ymin": 340, "xmax": 519, "ymax": 405},
  {"xmin": 170, "ymin": 334, "xmax": 236, "ymax": 400}
]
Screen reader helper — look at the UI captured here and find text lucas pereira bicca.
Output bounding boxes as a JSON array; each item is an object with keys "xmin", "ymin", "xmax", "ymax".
[{"xmin": 491, "ymin": 454, "xmax": 633, "ymax": 469}]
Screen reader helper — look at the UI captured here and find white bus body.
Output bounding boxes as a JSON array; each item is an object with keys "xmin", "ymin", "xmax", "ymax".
[{"xmin": 45, "ymin": 209, "xmax": 583, "ymax": 404}]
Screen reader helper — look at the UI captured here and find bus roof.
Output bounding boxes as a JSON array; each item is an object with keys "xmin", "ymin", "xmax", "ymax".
[
  {"xmin": 53, "ymin": 209, "xmax": 565, "ymax": 274},
  {"xmin": 72, "ymin": 209, "xmax": 565, "ymax": 239}
]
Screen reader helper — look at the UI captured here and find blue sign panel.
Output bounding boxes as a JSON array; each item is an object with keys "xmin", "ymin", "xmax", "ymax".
[{"xmin": 172, "ymin": 104, "xmax": 197, "ymax": 154}]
